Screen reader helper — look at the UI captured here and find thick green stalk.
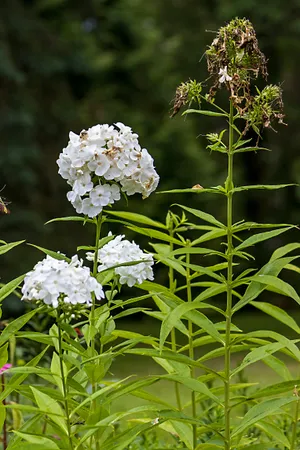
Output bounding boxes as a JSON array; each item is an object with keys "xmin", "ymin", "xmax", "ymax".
[
  {"xmin": 290, "ymin": 388, "xmax": 299, "ymax": 450},
  {"xmin": 186, "ymin": 245, "xmax": 197, "ymax": 449},
  {"xmin": 169, "ymin": 221, "xmax": 182, "ymax": 410},
  {"xmin": 91, "ymin": 213, "xmax": 103, "ymax": 450},
  {"xmin": 90, "ymin": 212, "xmax": 103, "ymax": 365},
  {"xmin": 58, "ymin": 322, "xmax": 74, "ymax": 450},
  {"xmin": 224, "ymin": 100, "xmax": 234, "ymax": 450}
]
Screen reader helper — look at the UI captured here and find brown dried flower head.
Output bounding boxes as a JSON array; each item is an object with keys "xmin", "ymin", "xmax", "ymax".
[{"xmin": 206, "ymin": 18, "xmax": 268, "ymax": 114}]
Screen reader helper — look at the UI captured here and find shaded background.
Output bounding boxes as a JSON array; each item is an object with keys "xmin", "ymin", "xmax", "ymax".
[{"xmin": 1, "ymin": 0, "xmax": 300, "ymax": 316}]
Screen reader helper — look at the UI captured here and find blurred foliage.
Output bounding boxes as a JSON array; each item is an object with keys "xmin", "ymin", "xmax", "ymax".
[{"xmin": 1, "ymin": 0, "xmax": 300, "ymax": 306}]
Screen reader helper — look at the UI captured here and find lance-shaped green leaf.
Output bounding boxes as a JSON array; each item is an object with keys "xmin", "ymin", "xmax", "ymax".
[
  {"xmin": 0, "ymin": 240, "xmax": 25, "ymax": 255},
  {"xmin": 251, "ymin": 378, "xmax": 300, "ymax": 399},
  {"xmin": 231, "ymin": 396, "xmax": 295, "ymax": 437},
  {"xmin": 157, "ymin": 187, "xmax": 224, "ymax": 195},
  {"xmin": 125, "ymin": 348, "xmax": 222, "ymax": 378},
  {"xmin": 178, "ymin": 262, "xmax": 225, "ymax": 282},
  {"xmin": 104, "ymin": 210, "xmax": 166, "ymax": 229},
  {"xmin": 1, "ymin": 347, "xmax": 48, "ymax": 401},
  {"xmin": 235, "ymin": 227, "xmax": 291, "ymax": 251},
  {"xmin": 30, "ymin": 387, "xmax": 68, "ymax": 435},
  {"xmin": 174, "ymin": 204, "xmax": 225, "ymax": 228},
  {"xmin": 0, "ymin": 274, "xmax": 25, "ymax": 302},
  {"xmin": 263, "ymin": 355, "xmax": 293, "ymax": 381},
  {"xmin": 231, "ymin": 341, "xmax": 286, "ymax": 376},
  {"xmin": 250, "ymin": 301, "xmax": 300, "ymax": 334},
  {"xmin": 233, "ymin": 146, "xmax": 271, "ymax": 153},
  {"xmin": 27, "ymin": 244, "xmax": 71, "ymax": 262},
  {"xmin": 183, "ymin": 108, "xmax": 228, "ymax": 117},
  {"xmin": 0, "ymin": 309, "xmax": 38, "ymax": 347},
  {"xmin": 160, "ymin": 297, "xmax": 224, "ymax": 351},
  {"xmin": 76, "ymin": 405, "xmax": 161, "ymax": 444},
  {"xmin": 270, "ymin": 242, "xmax": 300, "ymax": 261},
  {"xmin": 11, "ymin": 432, "xmax": 60, "ymax": 449},
  {"xmin": 247, "ymin": 274, "xmax": 300, "ymax": 304},
  {"xmin": 233, "ymin": 256, "xmax": 299, "ymax": 313},
  {"xmin": 125, "ymin": 225, "xmax": 184, "ymax": 245},
  {"xmin": 102, "ymin": 421, "xmax": 159, "ymax": 450},
  {"xmin": 163, "ymin": 374, "xmax": 222, "ymax": 404},
  {"xmin": 192, "ymin": 228, "xmax": 227, "ymax": 245},
  {"xmin": 45, "ymin": 216, "xmax": 94, "ymax": 225},
  {"xmin": 256, "ymin": 420, "xmax": 291, "ymax": 448},
  {"xmin": 152, "ymin": 254, "xmax": 187, "ymax": 276},
  {"xmin": 232, "ymin": 222, "xmax": 291, "ymax": 233},
  {"xmin": 233, "ymin": 184, "xmax": 295, "ymax": 192}
]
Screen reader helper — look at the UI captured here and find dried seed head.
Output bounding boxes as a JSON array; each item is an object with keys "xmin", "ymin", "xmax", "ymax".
[
  {"xmin": 206, "ymin": 18, "xmax": 267, "ymax": 110},
  {"xmin": 171, "ymin": 80, "xmax": 202, "ymax": 117},
  {"xmin": 244, "ymin": 84, "xmax": 286, "ymax": 134}
]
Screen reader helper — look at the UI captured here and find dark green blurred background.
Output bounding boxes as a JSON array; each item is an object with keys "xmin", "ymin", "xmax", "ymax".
[{"xmin": 1, "ymin": 0, "xmax": 300, "ymax": 315}]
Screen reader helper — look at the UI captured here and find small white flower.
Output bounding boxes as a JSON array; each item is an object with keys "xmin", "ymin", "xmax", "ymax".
[
  {"xmin": 218, "ymin": 66, "xmax": 232, "ymax": 83},
  {"xmin": 87, "ymin": 234, "xmax": 154, "ymax": 287},
  {"xmin": 58, "ymin": 123, "xmax": 159, "ymax": 215},
  {"xmin": 89, "ymin": 184, "xmax": 112, "ymax": 207},
  {"xmin": 21, "ymin": 255, "xmax": 104, "ymax": 308}
]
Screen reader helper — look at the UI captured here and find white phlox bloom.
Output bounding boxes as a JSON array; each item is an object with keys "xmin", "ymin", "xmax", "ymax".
[
  {"xmin": 21, "ymin": 255, "xmax": 104, "ymax": 308},
  {"xmin": 218, "ymin": 66, "xmax": 232, "ymax": 83},
  {"xmin": 57, "ymin": 122, "xmax": 159, "ymax": 217},
  {"xmin": 86, "ymin": 235, "xmax": 154, "ymax": 287}
]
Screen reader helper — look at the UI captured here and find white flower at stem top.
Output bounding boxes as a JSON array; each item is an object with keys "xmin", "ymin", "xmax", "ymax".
[
  {"xmin": 218, "ymin": 66, "xmax": 232, "ymax": 83},
  {"xmin": 86, "ymin": 234, "xmax": 154, "ymax": 287},
  {"xmin": 57, "ymin": 122, "xmax": 159, "ymax": 217},
  {"xmin": 21, "ymin": 255, "xmax": 104, "ymax": 308}
]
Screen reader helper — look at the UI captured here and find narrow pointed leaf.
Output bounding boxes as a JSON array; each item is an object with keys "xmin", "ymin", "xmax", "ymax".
[
  {"xmin": 0, "ymin": 240, "xmax": 25, "ymax": 255},
  {"xmin": 233, "ymin": 256, "xmax": 299, "ymax": 313},
  {"xmin": 183, "ymin": 108, "xmax": 227, "ymax": 117},
  {"xmin": 30, "ymin": 387, "xmax": 68, "ymax": 434},
  {"xmin": 248, "ymin": 274, "xmax": 300, "ymax": 304},
  {"xmin": 104, "ymin": 210, "xmax": 166, "ymax": 229},
  {"xmin": 157, "ymin": 188, "xmax": 223, "ymax": 195},
  {"xmin": 192, "ymin": 229, "xmax": 227, "ymax": 245},
  {"xmin": 231, "ymin": 396, "xmax": 295, "ymax": 437},
  {"xmin": 45, "ymin": 216, "xmax": 94, "ymax": 224},
  {"xmin": 126, "ymin": 225, "xmax": 184, "ymax": 245},
  {"xmin": 0, "ymin": 309, "xmax": 38, "ymax": 346},
  {"xmin": 233, "ymin": 146, "xmax": 270, "ymax": 153},
  {"xmin": 235, "ymin": 227, "xmax": 291, "ymax": 251},
  {"xmin": 270, "ymin": 242, "xmax": 300, "ymax": 261},
  {"xmin": 174, "ymin": 204, "xmax": 225, "ymax": 228},
  {"xmin": 233, "ymin": 184, "xmax": 294, "ymax": 192},
  {"xmin": 0, "ymin": 274, "xmax": 25, "ymax": 302},
  {"xmin": 160, "ymin": 298, "xmax": 223, "ymax": 350},
  {"xmin": 251, "ymin": 378, "xmax": 300, "ymax": 399},
  {"xmin": 256, "ymin": 420, "xmax": 291, "ymax": 448},
  {"xmin": 28, "ymin": 244, "xmax": 71, "ymax": 262},
  {"xmin": 163, "ymin": 375, "xmax": 221, "ymax": 404},
  {"xmin": 250, "ymin": 301, "xmax": 300, "ymax": 334}
]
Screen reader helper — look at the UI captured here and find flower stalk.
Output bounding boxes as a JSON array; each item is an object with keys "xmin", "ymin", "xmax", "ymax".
[
  {"xmin": 58, "ymin": 319, "xmax": 74, "ymax": 450},
  {"xmin": 290, "ymin": 386, "xmax": 299, "ymax": 450},
  {"xmin": 224, "ymin": 100, "xmax": 235, "ymax": 450},
  {"xmin": 168, "ymin": 216, "xmax": 182, "ymax": 411},
  {"xmin": 186, "ymin": 243, "xmax": 197, "ymax": 449}
]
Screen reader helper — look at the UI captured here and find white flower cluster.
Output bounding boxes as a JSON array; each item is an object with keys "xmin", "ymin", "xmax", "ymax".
[
  {"xmin": 57, "ymin": 123, "xmax": 159, "ymax": 217},
  {"xmin": 87, "ymin": 235, "xmax": 154, "ymax": 287},
  {"xmin": 21, "ymin": 255, "xmax": 104, "ymax": 308}
]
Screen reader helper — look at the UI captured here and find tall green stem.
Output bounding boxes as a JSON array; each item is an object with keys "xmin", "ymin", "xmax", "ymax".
[
  {"xmin": 224, "ymin": 100, "xmax": 234, "ymax": 450},
  {"xmin": 90, "ymin": 213, "xmax": 103, "ymax": 450},
  {"xmin": 58, "ymin": 321, "xmax": 74, "ymax": 450},
  {"xmin": 290, "ymin": 388, "xmax": 299, "ymax": 450},
  {"xmin": 169, "ymin": 219, "xmax": 182, "ymax": 410},
  {"xmin": 186, "ymin": 245, "xmax": 197, "ymax": 449}
]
